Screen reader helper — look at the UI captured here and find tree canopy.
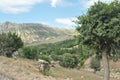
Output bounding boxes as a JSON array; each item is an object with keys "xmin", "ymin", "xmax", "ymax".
[
  {"xmin": 76, "ymin": 1, "xmax": 120, "ymax": 80},
  {"xmin": 76, "ymin": 0, "xmax": 120, "ymax": 60}
]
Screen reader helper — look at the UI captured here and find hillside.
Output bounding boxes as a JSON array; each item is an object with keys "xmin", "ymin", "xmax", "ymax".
[
  {"xmin": 0, "ymin": 21, "xmax": 74, "ymax": 44},
  {"xmin": 0, "ymin": 56, "xmax": 119, "ymax": 80},
  {"xmin": 0, "ymin": 56, "xmax": 63, "ymax": 80}
]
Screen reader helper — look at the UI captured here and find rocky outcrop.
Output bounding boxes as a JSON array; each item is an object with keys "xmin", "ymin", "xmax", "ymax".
[{"xmin": 38, "ymin": 59, "xmax": 50, "ymax": 72}]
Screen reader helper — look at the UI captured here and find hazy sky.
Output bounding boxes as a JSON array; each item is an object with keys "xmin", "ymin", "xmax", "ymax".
[{"xmin": 0, "ymin": 0, "xmax": 115, "ymax": 28}]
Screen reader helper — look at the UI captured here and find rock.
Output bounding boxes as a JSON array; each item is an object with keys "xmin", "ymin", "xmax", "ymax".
[{"xmin": 38, "ymin": 59, "xmax": 50, "ymax": 72}]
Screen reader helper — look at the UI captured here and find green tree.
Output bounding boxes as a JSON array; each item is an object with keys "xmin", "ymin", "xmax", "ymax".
[
  {"xmin": 0, "ymin": 32, "xmax": 23, "ymax": 57},
  {"xmin": 76, "ymin": 1, "xmax": 120, "ymax": 80}
]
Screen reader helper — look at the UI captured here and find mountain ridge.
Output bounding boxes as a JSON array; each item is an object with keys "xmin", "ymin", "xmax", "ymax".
[{"xmin": 0, "ymin": 21, "xmax": 74, "ymax": 44}]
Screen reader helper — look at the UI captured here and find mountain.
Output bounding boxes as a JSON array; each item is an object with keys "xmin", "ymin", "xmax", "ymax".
[{"xmin": 0, "ymin": 21, "xmax": 75, "ymax": 44}]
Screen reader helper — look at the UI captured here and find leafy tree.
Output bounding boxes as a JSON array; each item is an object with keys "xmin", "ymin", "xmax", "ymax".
[
  {"xmin": 76, "ymin": 1, "xmax": 120, "ymax": 80},
  {"xmin": 0, "ymin": 32, "xmax": 23, "ymax": 57}
]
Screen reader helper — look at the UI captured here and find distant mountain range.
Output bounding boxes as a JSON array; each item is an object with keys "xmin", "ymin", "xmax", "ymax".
[{"xmin": 0, "ymin": 21, "xmax": 75, "ymax": 44}]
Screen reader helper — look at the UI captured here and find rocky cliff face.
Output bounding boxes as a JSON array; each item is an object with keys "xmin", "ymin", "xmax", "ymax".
[{"xmin": 0, "ymin": 22, "xmax": 74, "ymax": 44}]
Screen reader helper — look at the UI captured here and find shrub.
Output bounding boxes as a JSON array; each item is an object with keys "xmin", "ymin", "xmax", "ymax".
[
  {"xmin": 0, "ymin": 32, "xmax": 23, "ymax": 57},
  {"xmin": 51, "ymin": 54, "xmax": 62, "ymax": 61},
  {"xmin": 90, "ymin": 56, "xmax": 101, "ymax": 73},
  {"xmin": 59, "ymin": 53, "xmax": 78, "ymax": 68},
  {"xmin": 21, "ymin": 46, "xmax": 39, "ymax": 60},
  {"xmin": 39, "ymin": 55, "xmax": 52, "ymax": 63}
]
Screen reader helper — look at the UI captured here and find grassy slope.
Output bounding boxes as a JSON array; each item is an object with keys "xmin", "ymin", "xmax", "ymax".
[
  {"xmin": 0, "ymin": 56, "xmax": 120, "ymax": 80},
  {"xmin": 50, "ymin": 59, "xmax": 120, "ymax": 80},
  {"xmin": 50, "ymin": 65, "xmax": 101, "ymax": 80},
  {"xmin": 0, "ymin": 56, "xmax": 61, "ymax": 80}
]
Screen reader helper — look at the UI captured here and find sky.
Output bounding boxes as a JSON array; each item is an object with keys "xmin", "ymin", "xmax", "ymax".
[{"xmin": 0, "ymin": 0, "xmax": 115, "ymax": 28}]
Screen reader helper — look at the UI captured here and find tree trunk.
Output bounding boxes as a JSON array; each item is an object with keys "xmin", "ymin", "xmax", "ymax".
[{"xmin": 102, "ymin": 50, "xmax": 110, "ymax": 80}]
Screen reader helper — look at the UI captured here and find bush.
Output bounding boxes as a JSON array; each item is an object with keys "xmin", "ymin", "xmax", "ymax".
[
  {"xmin": 51, "ymin": 54, "xmax": 62, "ymax": 61},
  {"xmin": 39, "ymin": 55, "xmax": 52, "ymax": 63},
  {"xmin": 0, "ymin": 32, "xmax": 23, "ymax": 57},
  {"xmin": 59, "ymin": 53, "xmax": 78, "ymax": 68},
  {"xmin": 21, "ymin": 46, "xmax": 39, "ymax": 60},
  {"xmin": 90, "ymin": 56, "xmax": 101, "ymax": 73}
]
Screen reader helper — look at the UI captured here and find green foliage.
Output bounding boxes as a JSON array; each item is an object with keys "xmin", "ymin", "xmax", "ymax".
[
  {"xmin": 51, "ymin": 54, "xmax": 62, "ymax": 61},
  {"xmin": 21, "ymin": 46, "xmax": 39, "ymax": 60},
  {"xmin": 21, "ymin": 39, "xmax": 78, "ymax": 63},
  {"xmin": 77, "ymin": 45, "xmax": 93, "ymax": 66},
  {"xmin": 76, "ymin": 0, "xmax": 120, "ymax": 60},
  {"xmin": 39, "ymin": 54, "xmax": 52, "ymax": 63},
  {"xmin": 37, "ymin": 39, "xmax": 78, "ymax": 56},
  {"xmin": 18, "ymin": 36, "xmax": 96, "ymax": 70},
  {"xmin": 90, "ymin": 56, "xmax": 101, "ymax": 73},
  {"xmin": 59, "ymin": 53, "xmax": 78, "ymax": 68},
  {"xmin": 56, "ymin": 39, "xmax": 78, "ymax": 48},
  {"xmin": 0, "ymin": 32, "xmax": 23, "ymax": 57},
  {"xmin": 31, "ymin": 39, "xmax": 92, "ymax": 68},
  {"xmin": 76, "ymin": 1, "xmax": 120, "ymax": 79}
]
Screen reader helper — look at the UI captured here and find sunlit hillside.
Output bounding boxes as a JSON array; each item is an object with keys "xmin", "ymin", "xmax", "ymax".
[{"xmin": 0, "ymin": 21, "xmax": 75, "ymax": 44}]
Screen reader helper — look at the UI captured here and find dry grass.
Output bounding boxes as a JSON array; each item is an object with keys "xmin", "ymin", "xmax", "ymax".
[
  {"xmin": 0, "ymin": 56, "xmax": 62, "ymax": 80},
  {"xmin": 0, "ymin": 56, "xmax": 120, "ymax": 80},
  {"xmin": 50, "ymin": 60, "xmax": 120, "ymax": 80},
  {"xmin": 50, "ymin": 65, "xmax": 101, "ymax": 80}
]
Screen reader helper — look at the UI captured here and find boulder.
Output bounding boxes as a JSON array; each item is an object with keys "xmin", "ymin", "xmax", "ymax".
[{"xmin": 38, "ymin": 59, "xmax": 50, "ymax": 72}]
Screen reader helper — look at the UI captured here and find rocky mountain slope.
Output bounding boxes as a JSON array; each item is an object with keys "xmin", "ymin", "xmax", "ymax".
[{"xmin": 0, "ymin": 21, "xmax": 74, "ymax": 44}]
